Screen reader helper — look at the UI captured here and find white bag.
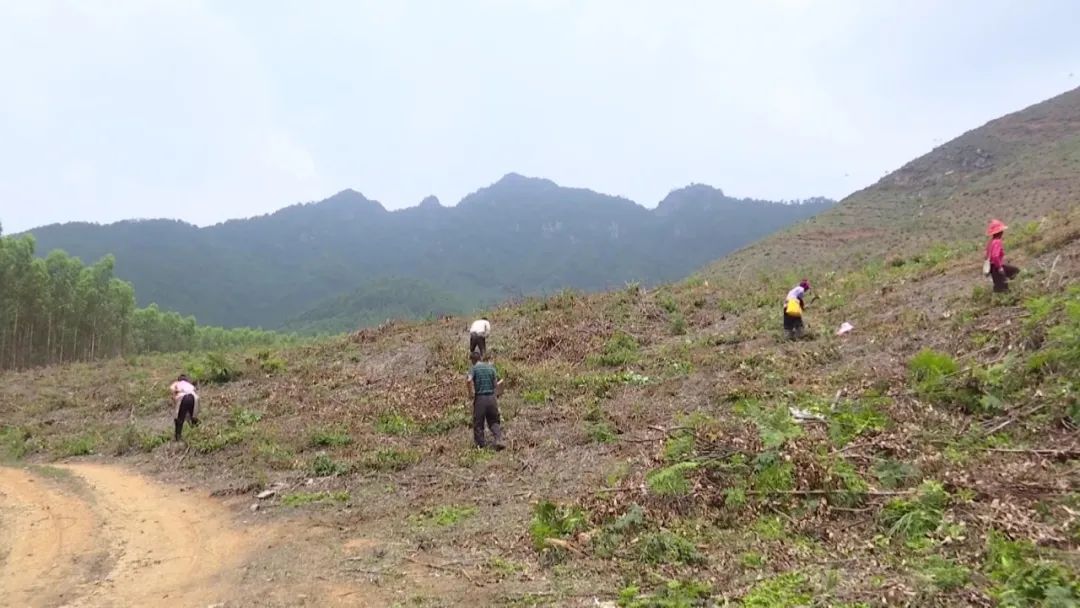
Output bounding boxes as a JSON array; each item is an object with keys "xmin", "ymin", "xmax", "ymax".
[{"xmin": 982, "ymin": 259, "xmax": 991, "ymax": 275}]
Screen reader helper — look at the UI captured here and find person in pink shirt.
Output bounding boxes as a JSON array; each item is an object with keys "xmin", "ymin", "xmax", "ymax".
[
  {"xmin": 169, "ymin": 374, "xmax": 200, "ymax": 441},
  {"xmin": 985, "ymin": 219, "xmax": 1019, "ymax": 293}
]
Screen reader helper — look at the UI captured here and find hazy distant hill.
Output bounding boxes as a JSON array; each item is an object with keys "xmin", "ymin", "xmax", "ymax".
[
  {"xmin": 22, "ymin": 175, "xmax": 833, "ymax": 330},
  {"xmin": 708, "ymin": 86, "xmax": 1080, "ymax": 278}
]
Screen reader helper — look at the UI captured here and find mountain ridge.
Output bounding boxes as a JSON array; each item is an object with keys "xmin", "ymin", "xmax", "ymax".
[{"xmin": 19, "ymin": 175, "xmax": 834, "ymax": 330}]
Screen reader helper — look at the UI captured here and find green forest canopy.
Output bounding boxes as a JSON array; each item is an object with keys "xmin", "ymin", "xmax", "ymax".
[{"xmin": 0, "ymin": 226, "xmax": 288, "ymax": 371}]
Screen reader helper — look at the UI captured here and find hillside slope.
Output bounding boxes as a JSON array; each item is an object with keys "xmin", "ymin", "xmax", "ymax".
[
  {"xmin": 710, "ymin": 86, "xmax": 1080, "ymax": 279},
  {"xmin": 21, "ymin": 176, "xmax": 832, "ymax": 329}
]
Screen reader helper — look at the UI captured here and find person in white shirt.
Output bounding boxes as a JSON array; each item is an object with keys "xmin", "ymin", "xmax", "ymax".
[
  {"xmin": 169, "ymin": 374, "xmax": 200, "ymax": 441},
  {"xmin": 469, "ymin": 318, "xmax": 491, "ymax": 358}
]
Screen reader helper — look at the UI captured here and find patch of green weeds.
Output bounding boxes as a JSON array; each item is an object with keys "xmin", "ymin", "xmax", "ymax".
[
  {"xmin": 880, "ymin": 480, "xmax": 949, "ymax": 543},
  {"xmin": 311, "ymin": 453, "xmax": 348, "ymax": 476},
  {"xmin": 827, "ymin": 457, "xmax": 869, "ymax": 507},
  {"xmin": 916, "ymin": 555, "xmax": 970, "ymax": 591},
  {"xmin": 617, "ymin": 579, "xmax": 712, "ymax": 608},
  {"xmin": 415, "ymin": 505, "xmax": 477, "ymax": 527},
  {"xmin": 0, "ymin": 426, "xmax": 35, "ymax": 460},
  {"xmin": 741, "ymin": 572, "xmax": 811, "ymax": 608},
  {"xmin": 459, "ymin": 446, "xmax": 496, "ymax": 467},
  {"xmin": 420, "ymin": 408, "xmax": 470, "ymax": 435},
  {"xmin": 309, "ymin": 425, "xmax": 352, "ymax": 447},
  {"xmin": 187, "ymin": 352, "xmax": 239, "ymax": 384},
  {"xmin": 521, "ymin": 389, "xmax": 548, "ymax": 404},
  {"xmin": 529, "ymin": 501, "xmax": 586, "ymax": 552},
  {"xmin": 58, "ymin": 433, "xmax": 98, "ymax": 457},
  {"xmin": 752, "ymin": 515, "xmax": 788, "ymax": 541},
  {"xmin": 985, "ymin": 530, "xmax": 1080, "ymax": 607},
  {"xmin": 828, "ymin": 399, "xmax": 889, "ymax": 447},
  {"xmin": 662, "ymin": 433, "xmax": 695, "ymax": 463},
  {"xmin": 281, "ymin": 490, "xmax": 350, "ymax": 507},
  {"xmin": 589, "ymin": 332, "xmax": 640, "ymax": 367},
  {"xmin": 586, "ymin": 421, "xmax": 618, "ymax": 444},
  {"xmin": 751, "ymin": 451, "xmax": 795, "ymax": 494},
  {"xmin": 487, "ymin": 556, "xmax": 525, "ymax": 578},
  {"xmin": 735, "ymin": 399, "xmax": 802, "ymax": 449},
  {"xmin": 605, "ymin": 460, "xmax": 631, "ymax": 487},
  {"xmin": 908, "ymin": 349, "xmax": 985, "ymax": 411},
  {"xmin": 637, "ymin": 530, "xmax": 703, "ymax": 565},
  {"xmin": 112, "ymin": 424, "xmax": 169, "ymax": 455},
  {"xmin": 873, "ymin": 458, "xmax": 920, "ymax": 489},
  {"xmin": 187, "ymin": 406, "xmax": 262, "ymax": 454},
  {"xmin": 360, "ymin": 448, "xmax": 419, "ymax": 471},
  {"xmin": 645, "ymin": 461, "xmax": 699, "ymax": 497},
  {"xmin": 375, "ymin": 411, "xmax": 412, "ymax": 436},
  {"xmin": 591, "ymin": 504, "xmax": 646, "ymax": 557},
  {"xmin": 253, "ymin": 349, "xmax": 285, "ymax": 375},
  {"xmin": 740, "ymin": 551, "xmax": 767, "ymax": 568},
  {"xmin": 255, "ymin": 440, "xmax": 295, "ymax": 469},
  {"xmin": 573, "ymin": 370, "xmax": 650, "ymax": 398},
  {"xmin": 669, "ymin": 313, "xmax": 687, "ymax": 336}
]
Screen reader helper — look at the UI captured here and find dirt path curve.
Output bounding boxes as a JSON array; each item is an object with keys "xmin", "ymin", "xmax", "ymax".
[{"xmin": 0, "ymin": 463, "xmax": 252, "ymax": 608}]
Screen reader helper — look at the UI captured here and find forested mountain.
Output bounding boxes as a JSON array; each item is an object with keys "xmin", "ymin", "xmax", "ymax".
[{"xmin": 21, "ymin": 175, "xmax": 833, "ymax": 330}]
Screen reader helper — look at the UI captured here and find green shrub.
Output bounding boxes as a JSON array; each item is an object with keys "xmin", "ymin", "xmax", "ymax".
[
  {"xmin": 828, "ymin": 458, "xmax": 869, "ymax": 507},
  {"xmin": 736, "ymin": 400, "xmax": 802, "ymax": 449},
  {"xmin": 669, "ymin": 313, "xmax": 687, "ymax": 336},
  {"xmin": 309, "ymin": 425, "xmax": 352, "ymax": 447},
  {"xmin": 752, "ymin": 452, "xmax": 795, "ymax": 494},
  {"xmin": 254, "ymin": 349, "xmax": 285, "ymax": 375},
  {"xmin": 1, "ymin": 426, "xmax": 34, "ymax": 460},
  {"xmin": 638, "ymin": 531, "xmax": 703, "ymax": 565},
  {"xmin": 529, "ymin": 501, "xmax": 587, "ymax": 552},
  {"xmin": 985, "ymin": 531, "xmax": 1080, "ymax": 607},
  {"xmin": 188, "ymin": 352, "xmax": 239, "ymax": 384},
  {"xmin": 415, "ymin": 505, "xmax": 477, "ymax": 527},
  {"xmin": 310, "ymin": 453, "xmax": 347, "ymax": 476},
  {"xmin": 645, "ymin": 461, "xmax": 699, "ymax": 497},
  {"xmin": 662, "ymin": 434, "xmax": 695, "ymax": 463}
]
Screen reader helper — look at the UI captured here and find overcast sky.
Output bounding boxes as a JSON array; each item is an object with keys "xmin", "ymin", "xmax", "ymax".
[{"xmin": 1, "ymin": 0, "xmax": 1077, "ymax": 233}]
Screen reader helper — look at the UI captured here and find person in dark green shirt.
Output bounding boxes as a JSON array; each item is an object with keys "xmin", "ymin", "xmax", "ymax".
[{"xmin": 467, "ymin": 349, "xmax": 504, "ymax": 449}]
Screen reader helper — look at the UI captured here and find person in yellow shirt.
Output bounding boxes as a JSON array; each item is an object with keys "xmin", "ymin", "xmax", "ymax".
[{"xmin": 783, "ymin": 280, "xmax": 810, "ymax": 340}]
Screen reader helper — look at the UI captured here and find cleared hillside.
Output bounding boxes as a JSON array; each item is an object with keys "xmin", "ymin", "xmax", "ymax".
[{"xmin": 711, "ymin": 86, "xmax": 1080, "ymax": 279}]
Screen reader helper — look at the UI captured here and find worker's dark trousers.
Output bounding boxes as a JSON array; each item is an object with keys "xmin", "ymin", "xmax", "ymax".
[
  {"xmin": 990, "ymin": 264, "xmax": 1020, "ymax": 293},
  {"xmin": 174, "ymin": 395, "xmax": 199, "ymax": 440},
  {"xmin": 472, "ymin": 394, "xmax": 502, "ymax": 448},
  {"xmin": 783, "ymin": 312, "xmax": 804, "ymax": 339},
  {"xmin": 469, "ymin": 333, "xmax": 487, "ymax": 357}
]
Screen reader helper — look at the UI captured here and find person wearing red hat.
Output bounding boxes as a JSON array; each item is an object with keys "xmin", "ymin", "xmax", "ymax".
[{"xmin": 985, "ymin": 220, "xmax": 1019, "ymax": 293}]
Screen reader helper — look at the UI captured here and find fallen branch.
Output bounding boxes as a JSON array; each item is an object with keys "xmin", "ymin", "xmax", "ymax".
[
  {"xmin": 744, "ymin": 489, "xmax": 912, "ymax": 497},
  {"xmin": 543, "ymin": 537, "xmax": 586, "ymax": 556},
  {"xmin": 986, "ymin": 447, "xmax": 1079, "ymax": 459},
  {"xmin": 404, "ymin": 555, "xmax": 482, "ymax": 586},
  {"xmin": 981, "ymin": 402, "xmax": 1048, "ymax": 436}
]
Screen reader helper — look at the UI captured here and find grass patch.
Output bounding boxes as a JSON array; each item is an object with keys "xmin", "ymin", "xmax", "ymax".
[
  {"xmin": 414, "ymin": 505, "xmax": 477, "ymax": 527},
  {"xmin": 58, "ymin": 433, "xmax": 98, "ymax": 457},
  {"xmin": 880, "ymin": 480, "xmax": 949, "ymax": 544},
  {"xmin": 360, "ymin": 448, "xmax": 420, "ymax": 471},
  {"xmin": 916, "ymin": 555, "xmax": 970, "ymax": 591},
  {"xmin": 637, "ymin": 530, "xmax": 703, "ymax": 565},
  {"xmin": 586, "ymin": 421, "xmax": 618, "ymax": 444},
  {"xmin": 420, "ymin": 409, "xmax": 470, "ymax": 435},
  {"xmin": 828, "ymin": 399, "xmax": 889, "ymax": 447},
  {"xmin": 1, "ymin": 426, "xmax": 35, "ymax": 461},
  {"xmin": 589, "ymin": 332, "xmax": 640, "ymax": 367},
  {"xmin": 281, "ymin": 490, "xmax": 350, "ymax": 507},
  {"xmin": 375, "ymin": 411, "xmax": 412, "ymax": 436},
  {"xmin": 529, "ymin": 500, "xmax": 587, "ymax": 553},
  {"xmin": 522, "ymin": 389, "xmax": 549, "ymax": 404},
  {"xmin": 618, "ymin": 580, "xmax": 712, "ymax": 608},
  {"xmin": 645, "ymin": 461, "xmax": 699, "ymax": 497},
  {"xmin": 741, "ymin": 573, "xmax": 811, "ymax": 608},
  {"xmin": 309, "ymin": 425, "xmax": 352, "ymax": 447},
  {"xmin": 187, "ymin": 351, "xmax": 239, "ymax": 384}
]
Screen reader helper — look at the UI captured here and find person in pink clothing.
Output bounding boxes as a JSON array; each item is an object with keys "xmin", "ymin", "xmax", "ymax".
[{"xmin": 985, "ymin": 219, "xmax": 1019, "ymax": 293}]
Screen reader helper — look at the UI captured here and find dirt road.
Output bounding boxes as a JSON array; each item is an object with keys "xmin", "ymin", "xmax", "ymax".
[{"xmin": 0, "ymin": 463, "xmax": 251, "ymax": 608}]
